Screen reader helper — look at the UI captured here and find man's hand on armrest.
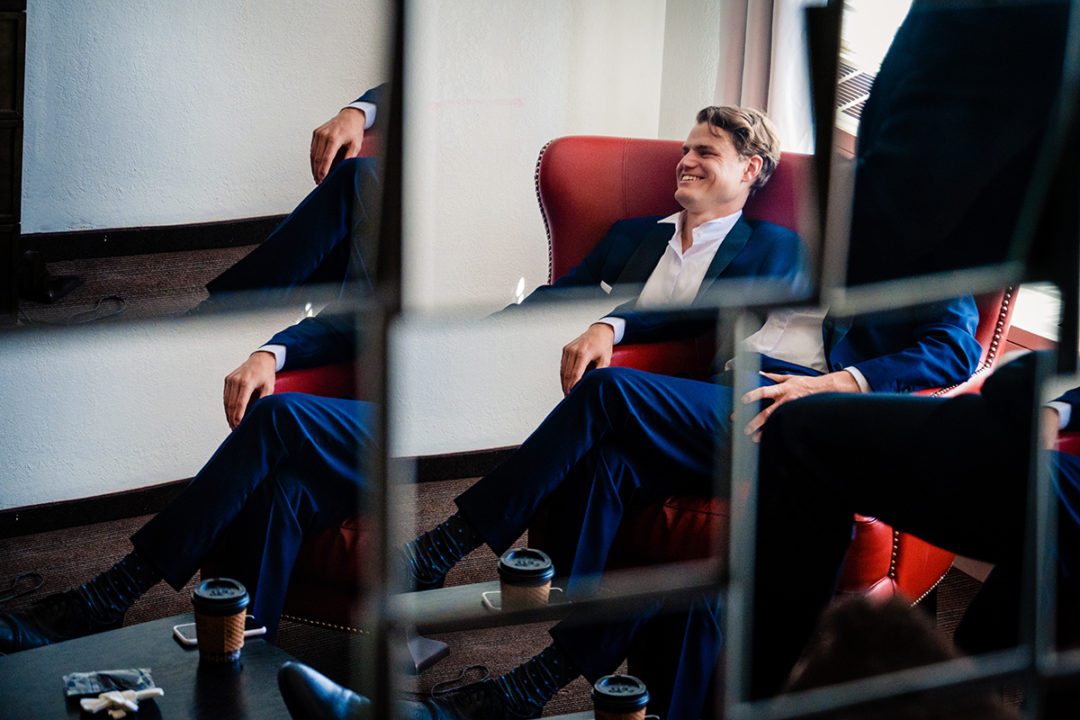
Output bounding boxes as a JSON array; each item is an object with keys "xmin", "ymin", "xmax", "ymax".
[
  {"xmin": 223, "ymin": 351, "xmax": 277, "ymax": 430},
  {"xmin": 740, "ymin": 370, "xmax": 861, "ymax": 442},
  {"xmin": 560, "ymin": 323, "xmax": 615, "ymax": 396},
  {"xmin": 310, "ymin": 107, "xmax": 366, "ymax": 185}
]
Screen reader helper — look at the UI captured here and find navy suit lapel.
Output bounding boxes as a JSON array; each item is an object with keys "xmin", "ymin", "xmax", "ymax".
[
  {"xmin": 615, "ymin": 222, "xmax": 674, "ymax": 284},
  {"xmin": 823, "ymin": 314, "xmax": 853, "ymax": 357},
  {"xmin": 695, "ymin": 217, "xmax": 752, "ymax": 299}
]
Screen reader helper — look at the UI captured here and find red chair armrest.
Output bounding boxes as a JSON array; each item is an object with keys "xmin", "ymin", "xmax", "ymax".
[
  {"xmin": 1056, "ymin": 431, "xmax": 1080, "ymax": 456},
  {"xmin": 609, "ymin": 334, "xmax": 716, "ymax": 380},
  {"xmin": 272, "ymin": 363, "xmax": 357, "ymax": 399}
]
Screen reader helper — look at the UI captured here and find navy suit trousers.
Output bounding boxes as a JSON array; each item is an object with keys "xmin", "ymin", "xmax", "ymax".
[
  {"xmin": 206, "ymin": 156, "xmax": 382, "ymax": 302},
  {"xmin": 456, "ymin": 366, "xmax": 732, "ymax": 592},
  {"xmin": 455, "ymin": 366, "xmax": 735, "ymax": 718},
  {"xmin": 131, "ymin": 393, "xmax": 374, "ymax": 639}
]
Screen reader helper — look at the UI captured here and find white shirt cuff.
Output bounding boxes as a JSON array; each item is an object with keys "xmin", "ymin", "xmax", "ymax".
[
  {"xmin": 1048, "ymin": 400, "xmax": 1071, "ymax": 430},
  {"xmin": 598, "ymin": 317, "xmax": 625, "ymax": 345},
  {"xmin": 257, "ymin": 345, "xmax": 287, "ymax": 372},
  {"xmin": 843, "ymin": 366, "xmax": 871, "ymax": 394},
  {"xmin": 345, "ymin": 101, "xmax": 377, "ymax": 129}
]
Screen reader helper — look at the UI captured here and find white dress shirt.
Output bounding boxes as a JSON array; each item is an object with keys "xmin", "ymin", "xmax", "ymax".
[
  {"xmin": 602, "ymin": 211, "xmax": 740, "ymax": 343},
  {"xmin": 1049, "ymin": 400, "xmax": 1072, "ymax": 429},
  {"xmin": 599, "ymin": 214, "xmax": 869, "ymax": 392},
  {"xmin": 345, "ymin": 100, "xmax": 377, "ymax": 129}
]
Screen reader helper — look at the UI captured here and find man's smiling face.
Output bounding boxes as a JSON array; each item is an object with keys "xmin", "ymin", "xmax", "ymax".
[{"xmin": 674, "ymin": 122, "xmax": 759, "ymax": 221}]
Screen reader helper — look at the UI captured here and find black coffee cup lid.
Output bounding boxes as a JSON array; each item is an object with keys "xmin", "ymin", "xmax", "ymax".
[
  {"xmin": 192, "ymin": 578, "xmax": 250, "ymax": 616},
  {"xmin": 497, "ymin": 548, "xmax": 555, "ymax": 585},
  {"xmin": 591, "ymin": 674, "xmax": 649, "ymax": 710}
]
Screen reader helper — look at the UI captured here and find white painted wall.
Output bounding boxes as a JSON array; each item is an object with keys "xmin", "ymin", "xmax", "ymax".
[
  {"xmin": 0, "ymin": 309, "xmax": 301, "ymax": 509},
  {"xmin": 23, "ymin": 0, "xmax": 390, "ymax": 234},
  {"xmin": 402, "ymin": 0, "xmax": 668, "ymax": 311}
]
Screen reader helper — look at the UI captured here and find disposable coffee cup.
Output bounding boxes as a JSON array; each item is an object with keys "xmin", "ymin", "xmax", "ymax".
[
  {"xmin": 591, "ymin": 674, "xmax": 650, "ymax": 720},
  {"xmin": 191, "ymin": 577, "xmax": 250, "ymax": 663},
  {"xmin": 497, "ymin": 548, "xmax": 555, "ymax": 612}
]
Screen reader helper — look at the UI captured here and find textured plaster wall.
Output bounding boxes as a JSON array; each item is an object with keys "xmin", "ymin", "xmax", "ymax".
[
  {"xmin": 389, "ymin": 302, "xmax": 617, "ymax": 458},
  {"xmin": 0, "ymin": 309, "xmax": 300, "ymax": 510},
  {"xmin": 23, "ymin": 0, "xmax": 389, "ymax": 234},
  {"xmin": 658, "ymin": 0, "xmax": 724, "ymax": 142},
  {"xmin": 403, "ymin": 0, "xmax": 667, "ymax": 312}
]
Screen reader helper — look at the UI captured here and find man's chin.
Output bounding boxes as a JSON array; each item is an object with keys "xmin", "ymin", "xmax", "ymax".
[{"xmin": 673, "ymin": 189, "xmax": 695, "ymax": 209}]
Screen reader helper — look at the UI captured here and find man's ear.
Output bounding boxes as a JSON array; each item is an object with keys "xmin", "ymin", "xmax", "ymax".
[{"xmin": 744, "ymin": 155, "xmax": 763, "ymax": 184}]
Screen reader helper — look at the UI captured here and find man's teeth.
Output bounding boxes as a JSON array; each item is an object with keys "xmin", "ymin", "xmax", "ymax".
[{"xmin": 680, "ymin": 175, "xmax": 700, "ymax": 181}]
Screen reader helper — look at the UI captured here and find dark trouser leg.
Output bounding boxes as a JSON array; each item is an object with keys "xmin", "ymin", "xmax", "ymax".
[
  {"xmin": 454, "ymin": 367, "xmax": 730, "ymax": 562},
  {"xmin": 751, "ymin": 385, "xmax": 1031, "ymax": 698},
  {"xmin": 132, "ymin": 393, "xmax": 374, "ymax": 630},
  {"xmin": 549, "ymin": 591, "xmax": 723, "ymax": 720},
  {"xmin": 202, "ymin": 463, "xmax": 363, "ymax": 640},
  {"xmin": 206, "ymin": 156, "xmax": 382, "ymax": 298}
]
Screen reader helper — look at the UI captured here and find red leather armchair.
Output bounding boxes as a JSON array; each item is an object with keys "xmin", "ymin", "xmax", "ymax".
[{"xmin": 531, "ymin": 135, "xmax": 1017, "ymax": 603}]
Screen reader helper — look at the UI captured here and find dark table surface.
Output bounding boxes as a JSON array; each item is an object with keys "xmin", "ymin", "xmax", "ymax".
[{"xmin": 0, "ymin": 613, "xmax": 297, "ymax": 720}]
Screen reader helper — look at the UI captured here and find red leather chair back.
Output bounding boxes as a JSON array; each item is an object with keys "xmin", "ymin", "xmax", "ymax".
[{"xmin": 535, "ymin": 136, "xmax": 813, "ymax": 282}]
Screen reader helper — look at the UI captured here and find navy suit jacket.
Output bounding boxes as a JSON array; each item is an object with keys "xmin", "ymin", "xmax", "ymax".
[
  {"xmin": 271, "ymin": 215, "xmax": 807, "ymax": 371},
  {"xmin": 353, "ymin": 84, "xmax": 385, "ymax": 108},
  {"xmin": 816, "ymin": 297, "xmax": 982, "ymax": 393},
  {"xmin": 516, "ymin": 215, "xmax": 807, "ymax": 314}
]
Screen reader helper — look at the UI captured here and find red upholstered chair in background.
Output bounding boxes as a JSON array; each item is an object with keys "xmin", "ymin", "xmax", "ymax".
[{"xmin": 531, "ymin": 135, "xmax": 1017, "ymax": 604}]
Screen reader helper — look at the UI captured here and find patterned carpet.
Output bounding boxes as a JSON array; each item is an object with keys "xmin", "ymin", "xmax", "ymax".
[{"xmin": 0, "ymin": 475, "xmax": 601, "ymax": 716}]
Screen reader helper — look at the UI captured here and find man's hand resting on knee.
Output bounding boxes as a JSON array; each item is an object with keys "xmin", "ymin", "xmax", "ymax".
[
  {"xmin": 561, "ymin": 323, "xmax": 615, "ymax": 395},
  {"xmin": 223, "ymin": 351, "xmax": 277, "ymax": 430},
  {"xmin": 310, "ymin": 107, "xmax": 367, "ymax": 185},
  {"xmin": 740, "ymin": 370, "xmax": 860, "ymax": 442}
]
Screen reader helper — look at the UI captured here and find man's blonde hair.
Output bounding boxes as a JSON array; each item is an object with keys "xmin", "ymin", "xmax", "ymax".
[{"xmin": 696, "ymin": 106, "xmax": 781, "ymax": 191}]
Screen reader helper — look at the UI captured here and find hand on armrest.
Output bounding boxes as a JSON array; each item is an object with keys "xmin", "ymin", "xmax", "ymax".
[
  {"xmin": 223, "ymin": 351, "xmax": 277, "ymax": 430},
  {"xmin": 310, "ymin": 107, "xmax": 367, "ymax": 185},
  {"xmin": 560, "ymin": 323, "xmax": 615, "ymax": 395}
]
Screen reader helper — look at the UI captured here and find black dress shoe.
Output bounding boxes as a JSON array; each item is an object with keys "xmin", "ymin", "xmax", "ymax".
[
  {"xmin": 278, "ymin": 662, "xmax": 373, "ymax": 720},
  {"xmin": 0, "ymin": 587, "xmax": 124, "ymax": 653},
  {"xmin": 422, "ymin": 680, "xmax": 541, "ymax": 720}
]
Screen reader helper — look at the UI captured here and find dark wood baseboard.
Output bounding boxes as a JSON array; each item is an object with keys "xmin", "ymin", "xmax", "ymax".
[
  {"xmin": 21, "ymin": 214, "xmax": 289, "ymax": 262},
  {"xmin": 0, "ymin": 478, "xmax": 191, "ymax": 539},
  {"xmin": 0, "ymin": 447, "xmax": 516, "ymax": 539}
]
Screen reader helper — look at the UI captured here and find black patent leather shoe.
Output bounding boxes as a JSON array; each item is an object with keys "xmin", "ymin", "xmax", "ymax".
[
  {"xmin": 278, "ymin": 662, "xmax": 373, "ymax": 720},
  {"xmin": 0, "ymin": 586, "xmax": 125, "ymax": 653},
  {"xmin": 423, "ymin": 679, "xmax": 541, "ymax": 720}
]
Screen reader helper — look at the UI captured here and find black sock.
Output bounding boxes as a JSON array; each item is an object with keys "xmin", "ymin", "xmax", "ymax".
[
  {"xmin": 79, "ymin": 550, "xmax": 162, "ymax": 612},
  {"xmin": 404, "ymin": 512, "xmax": 484, "ymax": 585},
  {"xmin": 494, "ymin": 644, "xmax": 581, "ymax": 715}
]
